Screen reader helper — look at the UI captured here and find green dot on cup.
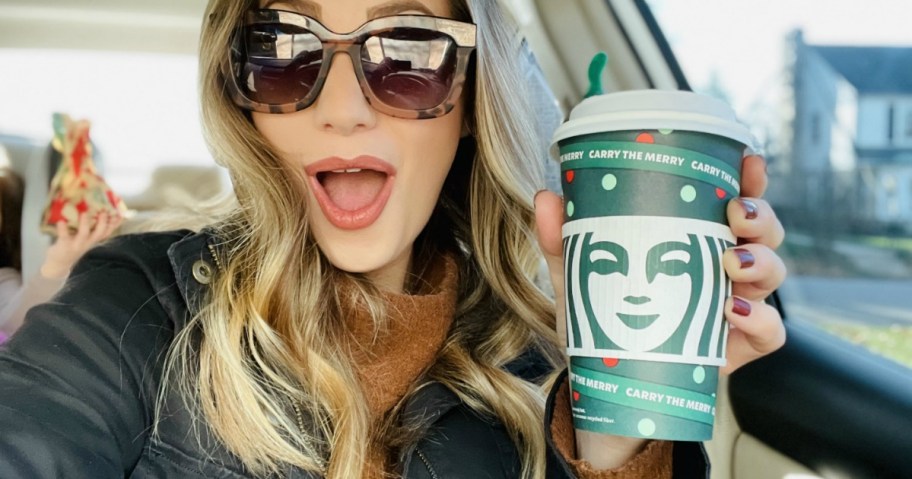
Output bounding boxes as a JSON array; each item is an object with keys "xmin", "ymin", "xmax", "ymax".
[
  {"xmin": 602, "ymin": 174, "xmax": 617, "ymax": 191},
  {"xmin": 637, "ymin": 418, "xmax": 656, "ymax": 437},
  {"xmin": 680, "ymin": 185, "xmax": 697, "ymax": 203},
  {"xmin": 567, "ymin": 201, "xmax": 575, "ymax": 217},
  {"xmin": 693, "ymin": 366, "xmax": 706, "ymax": 384},
  {"xmin": 659, "ymin": 128, "xmax": 674, "ymax": 135}
]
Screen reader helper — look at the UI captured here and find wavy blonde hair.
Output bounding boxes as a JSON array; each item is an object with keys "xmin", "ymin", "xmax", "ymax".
[{"xmin": 157, "ymin": 0, "xmax": 563, "ymax": 477}]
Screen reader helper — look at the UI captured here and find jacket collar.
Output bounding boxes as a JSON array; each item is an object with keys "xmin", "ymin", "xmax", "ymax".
[{"xmin": 166, "ymin": 229, "xmax": 219, "ymax": 327}]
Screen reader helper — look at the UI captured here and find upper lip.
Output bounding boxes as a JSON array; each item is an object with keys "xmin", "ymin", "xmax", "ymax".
[{"xmin": 304, "ymin": 155, "xmax": 396, "ymax": 176}]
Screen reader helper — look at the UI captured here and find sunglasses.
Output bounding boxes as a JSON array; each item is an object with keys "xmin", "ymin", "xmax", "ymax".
[{"xmin": 226, "ymin": 9, "xmax": 477, "ymax": 119}]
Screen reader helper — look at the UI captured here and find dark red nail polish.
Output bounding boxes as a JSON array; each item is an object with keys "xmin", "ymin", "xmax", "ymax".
[
  {"xmin": 732, "ymin": 297, "xmax": 752, "ymax": 316},
  {"xmin": 739, "ymin": 198, "xmax": 758, "ymax": 219},
  {"xmin": 733, "ymin": 248, "xmax": 755, "ymax": 268}
]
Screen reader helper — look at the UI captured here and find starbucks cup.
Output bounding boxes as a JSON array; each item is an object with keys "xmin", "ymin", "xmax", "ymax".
[{"xmin": 551, "ymin": 89, "xmax": 754, "ymax": 441}]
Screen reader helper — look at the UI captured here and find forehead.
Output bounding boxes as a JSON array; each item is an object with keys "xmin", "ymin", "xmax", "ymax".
[{"xmin": 259, "ymin": 0, "xmax": 453, "ymax": 29}]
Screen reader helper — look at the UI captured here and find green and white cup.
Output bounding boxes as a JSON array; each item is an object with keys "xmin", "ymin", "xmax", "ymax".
[{"xmin": 551, "ymin": 90, "xmax": 754, "ymax": 441}]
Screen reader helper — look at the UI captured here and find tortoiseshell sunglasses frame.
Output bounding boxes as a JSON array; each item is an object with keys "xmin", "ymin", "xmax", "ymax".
[{"xmin": 225, "ymin": 10, "xmax": 477, "ymax": 119}]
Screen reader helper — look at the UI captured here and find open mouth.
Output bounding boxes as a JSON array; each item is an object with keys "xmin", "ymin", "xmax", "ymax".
[
  {"xmin": 306, "ymin": 156, "xmax": 396, "ymax": 230},
  {"xmin": 616, "ymin": 313, "xmax": 660, "ymax": 330},
  {"xmin": 316, "ymin": 168, "xmax": 389, "ymax": 211}
]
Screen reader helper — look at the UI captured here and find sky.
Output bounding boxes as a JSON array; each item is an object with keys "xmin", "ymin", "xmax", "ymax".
[{"xmin": 648, "ymin": 0, "xmax": 912, "ymax": 117}]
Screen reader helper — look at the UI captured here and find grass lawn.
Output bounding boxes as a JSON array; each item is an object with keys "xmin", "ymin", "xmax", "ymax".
[
  {"xmin": 821, "ymin": 323, "xmax": 912, "ymax": 368},
  {"xmin": 854, "ymin": 235, "xmax": 912, "ymax": 253}
]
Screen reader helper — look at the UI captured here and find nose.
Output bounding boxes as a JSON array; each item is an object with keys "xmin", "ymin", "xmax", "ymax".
[{"xmin": 311, "ymin": 52, "xmax": 377, "ymax": 135}]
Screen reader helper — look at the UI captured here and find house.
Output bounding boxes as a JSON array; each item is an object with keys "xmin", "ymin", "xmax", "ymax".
[{"xmin": 778, "ymin": 30, "xmax": 912, "ymax": 234}]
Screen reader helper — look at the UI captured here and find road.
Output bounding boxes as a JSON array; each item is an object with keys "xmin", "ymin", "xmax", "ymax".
[{"xmin": 778, "ymin": 276, "xmax": 912, "ymax": 327}]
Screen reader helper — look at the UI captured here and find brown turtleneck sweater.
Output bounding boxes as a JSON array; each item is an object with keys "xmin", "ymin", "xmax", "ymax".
[{"xmin": 345, "ymin": 253, "xmax": 671, "ymax": 478}]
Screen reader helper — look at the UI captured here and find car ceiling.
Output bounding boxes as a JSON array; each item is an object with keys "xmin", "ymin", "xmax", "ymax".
[
  {"xmin": 0, "ymin": 0, "xmax": 640, "ymax": 106},
  {"xmin": 0, "ymin": 0, "xmax": 209, "ymax": 54}
]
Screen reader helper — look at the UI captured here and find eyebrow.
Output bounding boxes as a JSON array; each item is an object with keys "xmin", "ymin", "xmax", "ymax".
[
  {"xmin": 261, "ymin": 0, "xmax": 436, "ymax": 22},
  {"xmin": 367, "ymin": 1, "xmax": 436, "ymax": 19},
  {"xmin": 261, "ymin": 0, "xmax": 321, "ymax": 18}
]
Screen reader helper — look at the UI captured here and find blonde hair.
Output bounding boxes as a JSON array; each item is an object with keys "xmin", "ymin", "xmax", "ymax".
[{"xmin": 157, "ymin": 0, "xmax": 564, "ymax": 477}]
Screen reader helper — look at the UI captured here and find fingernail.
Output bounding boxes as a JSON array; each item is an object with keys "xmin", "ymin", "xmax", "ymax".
[
  {"xmin": 732, "ymin": 297, "xmax": 751, "ymax": 316},
  {"xmin": 738, "ymin": 198, "xmax": 758, "ymax": 219},
  {"xmin": 533, "ymin": 189, "xmax": 548, "ymax": 204},
  {"xmin": 733, "ymin": 248, "xmax": 755, "ymax": 269}
]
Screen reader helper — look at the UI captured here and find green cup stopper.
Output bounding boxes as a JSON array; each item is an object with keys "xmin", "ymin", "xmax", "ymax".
[{"xmin": 584, "ymin": 52, "xmax": 609, "ymax": 98}]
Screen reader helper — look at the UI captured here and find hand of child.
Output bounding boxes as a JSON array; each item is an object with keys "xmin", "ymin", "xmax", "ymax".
[{"xmin": 41, "ymin": 213, "xmax": 123, "ymax": 280}]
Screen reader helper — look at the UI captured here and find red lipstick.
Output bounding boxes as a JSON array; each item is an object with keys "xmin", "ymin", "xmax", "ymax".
[{"xmin": 305, "ymin": 155, "xmax": 396, "ymax": 230}]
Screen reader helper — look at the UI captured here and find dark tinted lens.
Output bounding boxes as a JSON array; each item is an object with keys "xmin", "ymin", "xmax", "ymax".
[
  {"xmin": 361, "ymin": 28, "xmax": 457, "ymax": 111},
  {"xmin": 240, "ymin": 24, "xmax": 324, "ymax": 105}
]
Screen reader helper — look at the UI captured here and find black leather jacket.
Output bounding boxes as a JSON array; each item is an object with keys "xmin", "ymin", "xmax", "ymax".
[{"xmin": 0, "ymin": 230, "xmax": 708, "ymax": 478}]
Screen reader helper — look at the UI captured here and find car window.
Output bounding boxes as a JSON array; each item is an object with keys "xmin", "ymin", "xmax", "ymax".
[
  {"xmin": 646, "ymin": 0, "xmax": 912, "ymax": 368},
  {"xmin": 0, "ymin": 49, "xmax": 210, "ymax": 196}
]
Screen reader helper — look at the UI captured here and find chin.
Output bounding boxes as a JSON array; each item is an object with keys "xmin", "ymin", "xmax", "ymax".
[
  {"xmin": 311, "ymin": 218, "xmax": 408, "ymax": 275},
  {"xmin": 318, "ymin": 236, "xmax": 389, "ymax": 272}
]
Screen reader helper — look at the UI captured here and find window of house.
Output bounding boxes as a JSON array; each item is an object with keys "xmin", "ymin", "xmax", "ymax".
[
  {"xmin": 904, "ymin": 107, "xmax": 912, "ymax": 140},
  {"xmin": 887, "ymin": 104, "xmax": 895, "ymax": 142},
  {"xmin": 811, "ymin": 112, "xmax": 821, "ymax": 145}
]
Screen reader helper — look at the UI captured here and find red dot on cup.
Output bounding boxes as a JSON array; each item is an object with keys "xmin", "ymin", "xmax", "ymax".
[
  {"xmin": 572, "ymin": 390, "xmax": 581, "ymax": 401},
  {"xmin": 635, "ymin": 133, "xmax": 655, "ymax": 144},
  {"xmin": 715, "ymin": 188, "xmax": 726, "ymax": 199},
  {"xmin": 566, "ymin": 170, "xmax": 575, "ymax": 183},
  {"xmin": 602, "ymin": 357, "xmax": 619, "ymax": 368}
]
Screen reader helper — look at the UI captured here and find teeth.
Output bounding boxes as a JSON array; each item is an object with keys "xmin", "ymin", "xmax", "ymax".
[{"xmin": 329, "ymin": 168, "xmax": 363, "ymax": 173}]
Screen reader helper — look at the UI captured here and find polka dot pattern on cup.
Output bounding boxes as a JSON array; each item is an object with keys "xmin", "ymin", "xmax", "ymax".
[
  {"xmin": 680, "ymin": 185, "xmax": 697, "ymax": 202},
  {"xmin": 637, "ymin": 418, "xmax": 656, "ymax": 437}
]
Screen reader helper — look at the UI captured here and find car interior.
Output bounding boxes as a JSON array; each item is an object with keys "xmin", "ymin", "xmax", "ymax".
[{"xmin": 1, "ymin": 0, "xmax": 910, "ymax": 478}]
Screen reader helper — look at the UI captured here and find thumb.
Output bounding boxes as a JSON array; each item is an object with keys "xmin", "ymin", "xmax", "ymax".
[{"xmin": 534, "ymin": 190, "xmax": 567, "ymax": 343}]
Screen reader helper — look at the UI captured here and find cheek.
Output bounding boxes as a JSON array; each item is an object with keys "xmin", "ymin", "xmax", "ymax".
[
  {"xmin": 251, "ymin": 112, "xmax": 302, "ymax": 153},
  {"xmin": 395, "ymin": 111, "xmax": 464, "ymax": 199}
]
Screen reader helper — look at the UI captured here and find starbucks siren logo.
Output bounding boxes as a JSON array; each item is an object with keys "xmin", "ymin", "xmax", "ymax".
[{"xmin": 563, "ymin": 216, "xmax": 733, "ymax": 365}]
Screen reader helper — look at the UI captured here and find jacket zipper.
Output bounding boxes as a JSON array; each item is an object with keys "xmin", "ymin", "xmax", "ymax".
[
  {"xmin": 416, "ymin": 447, "xmax": 440, "ymax": 479},
  {"xmin": 206, "ymin": 242, "xmax": 223, "ymax": 272}
]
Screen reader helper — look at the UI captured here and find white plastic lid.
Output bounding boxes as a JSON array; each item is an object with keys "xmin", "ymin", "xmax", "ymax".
[{"xmin": 552, "ymin": 89, "xmax": 755, "ymax": 149}]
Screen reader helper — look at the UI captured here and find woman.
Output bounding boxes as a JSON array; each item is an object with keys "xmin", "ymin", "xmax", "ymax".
[{"xmin": 0, "ymin": 0, "xmax": 787, "ymax": 477}]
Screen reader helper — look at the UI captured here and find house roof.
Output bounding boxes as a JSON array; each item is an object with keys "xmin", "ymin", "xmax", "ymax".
[{"xmin": 814, "ymin": 46, "xmax": 912, "ymax": 94}]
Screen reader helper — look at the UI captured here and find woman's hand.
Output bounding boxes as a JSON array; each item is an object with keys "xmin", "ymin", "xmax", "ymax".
[
  {"xmin": 533, "ymin": 154, "xmax": 787, "ymax": 467},
  {"xmin": 721, "ymin": 154, "xmax": 787, "ymax": 374},
  {"xmin": 41, "ymin": 213, "xmax": 123, "ymax": 280}
]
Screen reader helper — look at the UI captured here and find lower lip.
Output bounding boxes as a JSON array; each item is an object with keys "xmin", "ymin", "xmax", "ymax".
[
  {"xmin": 307, "ymin": 174, "xmax": 395, "ymax": 230},
  {"xmin": 616, "ymin": 313, "xmax": 660, "ymax": 330}
]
